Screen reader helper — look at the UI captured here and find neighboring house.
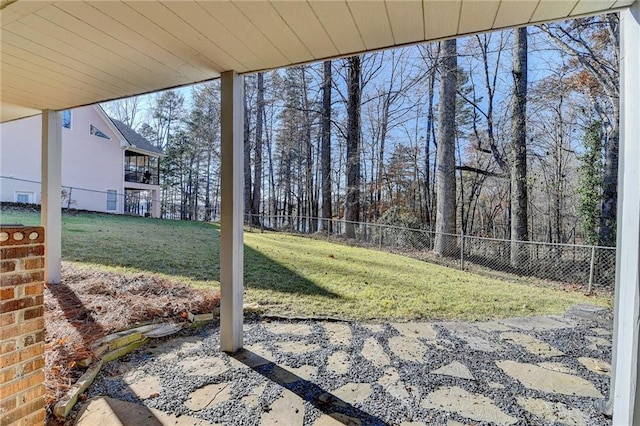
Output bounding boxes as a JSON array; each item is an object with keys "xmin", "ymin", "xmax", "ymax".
[{"xmin": 0, "ymin": 105, "xmax": 163, "ymax": 217}]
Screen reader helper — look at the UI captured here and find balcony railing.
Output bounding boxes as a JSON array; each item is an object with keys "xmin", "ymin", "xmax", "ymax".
[{"xmin": 124, "ymin": 170, "xmax": 159, "ymax": 185}]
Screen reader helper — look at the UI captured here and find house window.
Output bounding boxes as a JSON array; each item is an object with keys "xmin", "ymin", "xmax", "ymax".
[
  {"xmin": 90, "ymin": 124, "xmax": 110, "ymax": 139},
  {"xmin": 106, "ymin": 190, "xmax": 117, "ymax": 211},
  {"xmin": 62, "ymin": 110, "xmax": 72, "ymax": 129},
  {"xmin": 15, "ymin": 191, "xmax": 34, "ymax": 204}
]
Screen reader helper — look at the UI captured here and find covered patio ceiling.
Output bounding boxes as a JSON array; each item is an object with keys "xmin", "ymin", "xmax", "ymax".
[{"xmin": 0, "ymin": 0, "xmax": 633, "ymax": 123}]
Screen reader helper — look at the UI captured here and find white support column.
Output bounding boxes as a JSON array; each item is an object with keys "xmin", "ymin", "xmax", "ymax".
[
  {"xmin": 41, "ymin": 110, "xmax": 62, "ymax": 284},
  {"xmin": 219, "ymin": 71, "xmax": 244, "ymax": 353},
  {"xmin": 613, "ymin": 1, "xmax": 640, "ymax": 424},
  {"xmin": 151, "ymin": 189, "xmax": 160, "ymax": 218}
]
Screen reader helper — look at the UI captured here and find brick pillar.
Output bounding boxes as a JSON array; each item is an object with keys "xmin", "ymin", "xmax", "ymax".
[{"xmin": 1, "ymin": 227, "xmax": 46, "ymax": 426}]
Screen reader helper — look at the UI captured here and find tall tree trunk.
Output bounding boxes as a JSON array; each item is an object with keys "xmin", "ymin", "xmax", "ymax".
[
  {"xmin": 424, "ymin": 64, "xmax": 437, "ymax": 227},
  {"xmin": 301, "ymin": 67, "xmax": 314, "ymax": 232},
  {"xmin": 251, "ymin": 73, "xmax": 264, "ymax": 225},
  {"xmin": 345, "ymin": 56, "xmax": 361, "ymax": 238},
  {"xmin": 510, "ymin": 26, "xmax": 529, "ymax": 267},
  {"xmin": 266, "ymin": 115, "xmax": 276, "ymax": 219},
  {"xmin": 321, "ymin": 60, "xmax": 333, "ymax": 231},
  {"xmin": 204, "ymin": 141, "xmax": 213, "ymax": 221},
  {"xmin": 434, "ymin": 39, "xmax": 457, "ymax": 256},
  {"xmin": 244, "ymin": 83, "xmax": 252, "ymax": 220},
  {"xmin": 599, "ymin": 113, "xmax": 618, "ymax": 246},
  {"xmin": 375, "ymin": 95, "xmax": 390, "ymax": 220}
]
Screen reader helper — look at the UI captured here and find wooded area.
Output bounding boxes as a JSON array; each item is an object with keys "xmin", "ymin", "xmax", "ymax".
[{"xmin": 104, "ymin": 15, "xmax": 619, "ymax": 248}]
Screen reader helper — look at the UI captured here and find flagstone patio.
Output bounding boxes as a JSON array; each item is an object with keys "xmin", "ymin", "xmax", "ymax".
[{"xmin": 76, "ymin": 305, "xmax": 613, "ymax": 425}]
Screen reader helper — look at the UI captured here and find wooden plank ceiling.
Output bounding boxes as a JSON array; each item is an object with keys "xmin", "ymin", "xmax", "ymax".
[{"xmin": 0, "ymin": 0, "xmax": 633, "ymax": 122}]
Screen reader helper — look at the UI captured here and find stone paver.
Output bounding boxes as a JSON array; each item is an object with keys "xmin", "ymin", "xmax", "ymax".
[
  {"xmin": 578, "ymin": 357, "xmax": 611, "ymax": 376},
  {"xmin": 323, "ymin": 322, "xmax": 352, "ymax": 346},
  {"xmin": 178, "ymin": 356, "xmax": 229, "ymax": 376},
  {"xmin": 76, "ymin": 396, "xmax": 220, "ymax": 425},
  {"xmin": 259, "ymin": 388, "xmax": 305, "ymax": 425},
  {"xmin": 431, "ymin": 361, "xmax": 475, "ymax": 380},
  {"xmin": 392, "ymin": 322, "xmax": 438, "ymax": 339},
  {"xmin": 362, "ymin": 323, "xmax": 385, "ymax": 333},
  {"xmin": 185, "ymin": 383, "xmax": 231, "ymax": 411},
  {"xmin": 517, "ymin": 396, "xmax": 588, "ymax": 426},
  {"xmin": 538, "ymin": 362, "xmax": 576, "ymax": 375},
  {"xmin": 288, "ymin": 364, "xmax": 316, "ymax": 382},
  {"xmin": 240, "ymin": 382, "xmax": 267, "ymax": 408},
  {"xmin": 586, "ymin": 336, "xmax": 611, "ymax": 350},
  {"xmin": 440, "ymin": 322, "xmax": 500, "ymax": 352},
  {"xmin": 421, "ymin": 386, "xmax": 517, "ymax": 426},
  {"xmin": 317, "ymin": 413, "xmax": 361, "ymax": 426},
  {"xmin": 388, "ymin": 336, "xmax": 426, "ymax": 362},
  {"xmin": 499, "ymin": 316, "xmax": 571, "ymax": 331},
  {"xmin": 314, "ymin": 414, "xmax": 345, "ymax": 425},
  {"xmin": 496, "ymin": 360, "xmax": 603, "ymax": 398},
  {"xmin": 475, "ymin": 321, "xmax": 512, "ymax": 332},
  {"xmin": 361, "ymin": 337, "xmax": 390, "ymax": 367},
  {"xmin": 332, "ymin": 383, "xmax": 372, "ymax": 406},
  {"xmin": 231, "ymin": 347, "xmax": 272, "ymax": 368},
  {"xmin": 245, "ymin": 342, "xmax": 275, "ymax": 361},
  {"xmin": 268, "ymin": 365, "xmax": 304, "ymax": 384},
  {"xmin": 275, "ymin": 340, "xmax": 320, "ymax": 354},
  {"xmin": 327, "ymin": 351, "xmax": 350, "ymax": 375},
  {"xmin": 500, "ymin": 332, "xmax": 564, "ymax": 357},
  {"xmin": 124, "ymin": 375, "xmax": 162, "ymax": 400},
  {"xmin": 378, "ymin": 367, "xmax": 416, "ymax": 400},
  {"xmin": 264, "ymin": 322, "xmax": 313, "ymax": 336},
  {"xmin": 590, "ymin": 327, "xmax": 612, "ymax": 336}
]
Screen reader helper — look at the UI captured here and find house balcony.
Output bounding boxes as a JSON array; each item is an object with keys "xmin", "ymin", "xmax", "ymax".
[
  {"xmin": 124, "ymin": 151, "xmax": 159, "ymax": 186},
  {"xmin": 124, "ymin": 170, "xmax": 159, "ymax": 186}
]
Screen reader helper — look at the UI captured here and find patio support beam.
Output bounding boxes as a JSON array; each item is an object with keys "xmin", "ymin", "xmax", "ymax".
[
  {"xmin": 613, "ymin": 1, "xmax": 640, "ymax": 423},
  {"xmin": 41, "ymin": 109, "xmax": 62, "ymax": 284},
  {"xmin": 219, "ymin": 71, "xmax": 244, "ymax": 353}
]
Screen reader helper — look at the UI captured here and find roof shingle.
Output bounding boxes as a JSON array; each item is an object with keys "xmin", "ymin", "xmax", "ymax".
[{"xmin": 109, "ymin": 118, "xmax": 163, "ymax": 155}]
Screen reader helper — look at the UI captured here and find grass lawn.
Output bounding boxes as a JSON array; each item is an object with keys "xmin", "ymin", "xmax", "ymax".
[{"xmin": 1, "ymin": 206, "xmax": 611, "ymax": 321}]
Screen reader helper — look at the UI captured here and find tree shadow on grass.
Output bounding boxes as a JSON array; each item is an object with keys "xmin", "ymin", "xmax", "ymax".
[
  {"xmin": 243, "ymin": 244, "xmax": 341, "ymax": 299},
  {"xmin": 63, "ymin": 223, "xmax": 341, "ymax": 300}
]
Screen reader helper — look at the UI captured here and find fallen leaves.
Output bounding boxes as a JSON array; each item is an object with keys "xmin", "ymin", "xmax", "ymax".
[{"xmin": 44, "ymin": 262, "xmax": 220, "ymax": 420}]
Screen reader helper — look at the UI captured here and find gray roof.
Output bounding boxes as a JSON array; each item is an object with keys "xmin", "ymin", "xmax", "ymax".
[{"xmin": 110, "ymin": 118, "xmax": 163, "ymax": 155}]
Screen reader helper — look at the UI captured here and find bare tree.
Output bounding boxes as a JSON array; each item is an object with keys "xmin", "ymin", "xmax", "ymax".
[
  {"xmin": 251, "ymin": 73, "xmax": 264, "ymax": 224},
  {"xmin": 540, "ymin": 15, "xmax": 619, "ymax": 246},
  {"xmin": 321, "ymin": 61, "xmax": 333, "ymax": 230},
  {"xmin": 434, "ymin": 39, "xmax": 457, "ymax": 256},
  {"xmin": 510, "ymin": 27, "xmax": 529, "ymax": 266},
  {"xmin": 102, "ymin": 96, "xmax": 143, "ymax": 128},
  {"xmin": 345, "ymin": 56, "xmax": 362, "ymax": 238}
]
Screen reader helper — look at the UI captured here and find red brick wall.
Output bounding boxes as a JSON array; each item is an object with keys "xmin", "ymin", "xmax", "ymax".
[{"xmin": 1, "ymin": 227, "xmax": 46, "ymax": 426}]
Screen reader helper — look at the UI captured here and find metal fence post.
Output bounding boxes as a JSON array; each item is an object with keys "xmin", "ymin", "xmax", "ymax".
[
  {"xmin": 460, "ymin": 230, "xmax": 465, "ymax": 270},
  {"xmin": 588, "ymin": 245, "xmax": 596, "ymax": 293}
]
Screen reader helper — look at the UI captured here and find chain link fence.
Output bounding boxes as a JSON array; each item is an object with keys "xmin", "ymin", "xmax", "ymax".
[
  {"xmin": 246, "ymin": 214, "xmax": 616, "ymax": 290},
  {"xmin": 1, "ymin": 175, "xmax": 160, "ymax": 217}
]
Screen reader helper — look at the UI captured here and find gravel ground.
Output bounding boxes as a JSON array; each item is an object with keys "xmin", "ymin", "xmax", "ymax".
[{"xmin": 82, "ymin": 306, "xmax": 613, "ymax": 426}]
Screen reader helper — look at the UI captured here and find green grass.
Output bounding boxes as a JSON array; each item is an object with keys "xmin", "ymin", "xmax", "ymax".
[{"xmin": 1, "ymin": 206, "xmax": 611, "ymax": 321}]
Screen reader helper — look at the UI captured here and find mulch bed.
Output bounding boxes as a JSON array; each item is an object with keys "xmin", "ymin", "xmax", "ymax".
[{"xmin": 45, "ymin": 262, "xmax": 219, "ymax": 422}]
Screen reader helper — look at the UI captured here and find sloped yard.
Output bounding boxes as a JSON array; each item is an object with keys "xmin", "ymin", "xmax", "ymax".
[
  {"xmin": 2, "ymin": 205, "xmax": 610, "ymax": 323},
  {"xmin": 0, "ymin": 206, "xmax": 611, "ymax": 420}
]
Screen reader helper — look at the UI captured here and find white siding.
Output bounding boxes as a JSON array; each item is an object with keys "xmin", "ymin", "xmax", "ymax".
[{"xmin": 0, "ymin": 106, "xmax": 125, "ymax": 213}]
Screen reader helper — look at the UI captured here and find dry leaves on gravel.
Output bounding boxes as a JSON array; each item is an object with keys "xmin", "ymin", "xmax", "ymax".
[{"xmin": 45, "ymin": 262, "xmax": 219, "ymax": 418}]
